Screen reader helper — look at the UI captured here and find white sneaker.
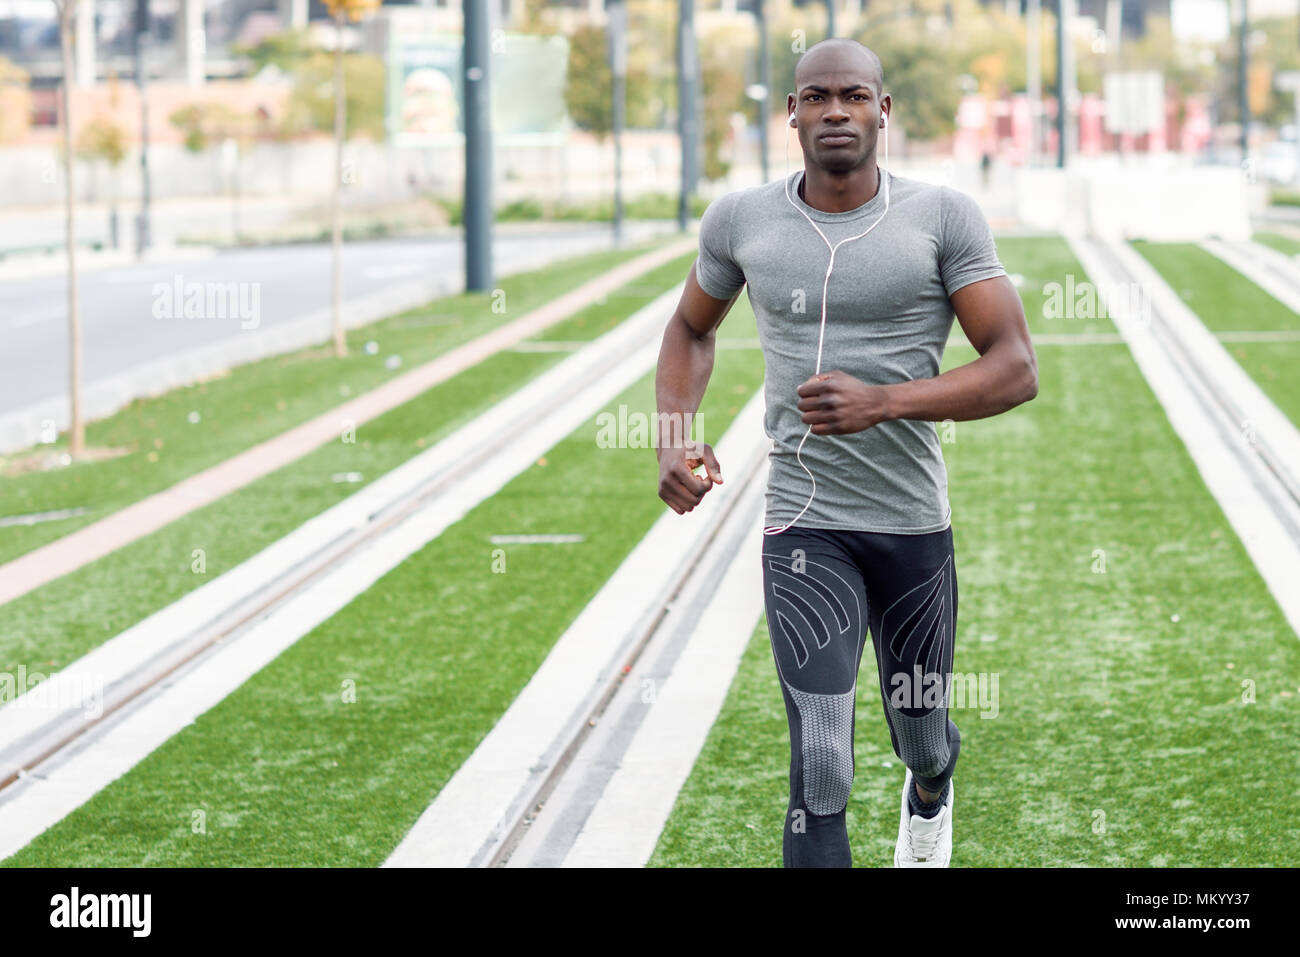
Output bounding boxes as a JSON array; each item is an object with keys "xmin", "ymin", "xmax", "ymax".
[{"xmin": 893, "ymin": 769, "xmax": 954, "ymax": 867}]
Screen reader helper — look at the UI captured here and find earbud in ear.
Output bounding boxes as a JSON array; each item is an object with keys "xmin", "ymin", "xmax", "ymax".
[
  {"xmin": 788, "ymin": 114, "xmax": 796, "ymax": 128},
  {"xmin": 881, "ymin": 115, "xmax": 887, "ymax": 128}
]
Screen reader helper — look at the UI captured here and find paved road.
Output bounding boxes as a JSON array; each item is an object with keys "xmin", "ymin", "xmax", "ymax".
[{"xmin": 0, "ymin": 221, "xmax": 681, "ymax": 415}]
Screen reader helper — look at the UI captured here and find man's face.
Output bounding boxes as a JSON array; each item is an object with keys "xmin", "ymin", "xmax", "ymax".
[{"xmin": 788, "ymin": 68, "xmax": 889, "ymax": 173}]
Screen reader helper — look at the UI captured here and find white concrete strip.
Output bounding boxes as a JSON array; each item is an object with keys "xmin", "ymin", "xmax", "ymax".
[
  {"xmin": 1116, "ymin": 239, "xmax": 1300, "ymax": 484},
  {"xmin": 1068, "ymin": 234, "xmax": 1300, "ymax": 642},
  {"xmin": 1201, "ymin": 238, "xmax": 1300, "ymax": 319},
  {"xmin": 0, "ymin": 304, "xmax": 676, "ymax": 862},
  {"xmin": 383, "ymin": 389, "xmax": 769, "ymax": 868},
  {"xmin": 502, "ymin": 446, "xmax": 768, "ymax": 868},
  {"xmin": 0, "ymin": 283, "xmax": 685, "ymax": 788},
  {"xmin": 560, "ymin": 506, "xmax": 766, "ymax": 867}
]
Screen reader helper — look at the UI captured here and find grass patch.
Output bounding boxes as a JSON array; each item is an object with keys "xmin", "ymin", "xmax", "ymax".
[{"xmin": 1253, "ymin": 231, "xmax": 1300, "ymax": 258}]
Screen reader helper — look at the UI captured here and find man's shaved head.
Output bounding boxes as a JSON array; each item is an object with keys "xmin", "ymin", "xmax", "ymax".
[
  {"xmin": 794, "ymin": 38, "xmax": 885, "ymax": 97},
  {"xmin": 787, "ymin": 36, "xmax": 890, "ymax": 182}
]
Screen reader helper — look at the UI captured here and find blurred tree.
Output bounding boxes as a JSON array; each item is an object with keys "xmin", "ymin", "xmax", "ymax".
[
  {"xmin": 76, "ymin": 115, "xmax": 128, "ymax": 244},
  {"xmin": 563, "ymin": 22, "xmax": 656, "ymax": 139},
  {"xmin": 321, "ymin": 0, "xmax": 382, "ymax": 358},
  {"xmin": 52, "ymin": 0, "xmax": 83, "ymax": 456},
  {"xmin": 169, "ymin": 103, "xmax": 263, "ymax": 240},
  {"xmin": 514, "ymin": 0, "xmax": 551, "ymax": 34},
  {"xmin": 564, "ymin": 24, "xmax": 613, "ymax": 137},
  {"xmin": 699, "ymin": 24, "xmax": 747, "ymax": 180},
  {"xmin": 170, "ymin": 102, "xmax": 255, "ymax": 152},
  {"xmin": 0, "ymin": 57, "xmax": 31, "ymax": 144},
  {"xmin": 285, "ymin": 51, "xmax": 386, "ymax": 140},
  {"xmin": 857, "ymin": 26, "xmax": 962, "ymax": 144},
  {"xmin": 1234, "ymin": 15, "xmax": 1300, "ymax": 128},
  {"xmin": 233, "ymin": 28, "xmax": 314, "ymax": 74}
]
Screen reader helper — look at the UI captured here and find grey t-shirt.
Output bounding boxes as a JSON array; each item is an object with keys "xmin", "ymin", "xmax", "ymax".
[{"xmin": 695, "ymin": 167, "xmax": 1007, "ymax": 533}]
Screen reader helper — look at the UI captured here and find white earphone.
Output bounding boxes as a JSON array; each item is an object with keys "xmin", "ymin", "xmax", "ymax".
[
  {"xmin": 790, "ymin": 113, "xmax": 886, "ymax": 128},
  {"xmin": 765, "ymin": 106, "xmax": 891, "ymax": 537}
]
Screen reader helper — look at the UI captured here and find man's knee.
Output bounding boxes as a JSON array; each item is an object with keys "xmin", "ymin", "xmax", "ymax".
[
  {"xmin": 786, "ymin": 684, "xmax": 856, "ymax": 815},
  {"xmin": 889, "ymin": 707, "xmax": 957, "ymax": 782}
]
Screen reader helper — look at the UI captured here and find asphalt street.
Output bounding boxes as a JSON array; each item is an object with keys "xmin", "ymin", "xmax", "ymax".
[{"xmin": 0, "ymin": 221, "xmax": 679, "ymax": 415}]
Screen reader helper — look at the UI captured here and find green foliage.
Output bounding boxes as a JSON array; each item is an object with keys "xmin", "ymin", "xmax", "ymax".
[
  {"xmin": 233, "ymin": 29, "xmax": 314, "ymax": 73},
  {"xmin": 431, "ymin": 191, "xmax": 709, "ymax": 225},
  {"xmin": 564, "ymin": 6, "xmax": 677, "ymax": 139},
  {"xmin": 169, "ymin": 103, "xmax": 256, "ymax": 153},
  {"xmin": 75, "ymin": 114, "xmax": 128, "ymax": 168},
  {"xmin": 564, "ymin": 24, "xmax": 614, "ymax": 139},
  {"xmin": 285, "ymin": 51, "xmax": 387, "ymax": 140},
  {"xmin": 860, "ymin": 29, "xmax": 962, "ymax": 142}
]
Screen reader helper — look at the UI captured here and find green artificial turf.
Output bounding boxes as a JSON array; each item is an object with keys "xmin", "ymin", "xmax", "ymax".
[
  {"xmin": 1253, "ymin": 231, "xmax": 1300, "ymax": 258},
  {"xmin": 1133, "ymin": 241, "xmax": 1300, "ymax": 427},
  {"xmin": 0, "ymin": 249, "xmax": 702, "ymax": 682},
  {"xmin": 649, "ymin": 236, "xmax": 1300, "ymax": 867},
  {"xmin": 1, "ymin": 284, "xmax": 765, "ymax": 866},
  {"xmin": 0, "ymin": 235, "xmax": 683, "ymax": 565}
]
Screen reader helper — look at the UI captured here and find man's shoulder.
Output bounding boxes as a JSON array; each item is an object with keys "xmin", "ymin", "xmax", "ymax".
[
  {"xmin": 710, "ymin": 176, "xmax": 788, "ymax": 213},
  {"xmin": 886, "ymin": 170, "xmax": 952, "ymax": 208}
]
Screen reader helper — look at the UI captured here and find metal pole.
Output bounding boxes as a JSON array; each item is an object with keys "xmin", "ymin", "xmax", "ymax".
[
  {"xmin": 678, "ymin": 0, "xmax": 697, "ymax": 232},
  {"xmin": 608, "ymin": 0, "xmax": 626, "ymax": 244},
  {"xmin": 135, "ymin": 0, "xmax": 152, "ymax": 255},
  {"xmin": 464, "ymin": 0, "xmax": 493, "ymax": 292},
  {"xmin": 758, "ymin": 0, "xmax": 770, "ymax": 183},
  {"xmin": 825, "ymin": 0, "xmax": 835, "ymax": 38},
  {"xmin": 1027, "ymin": 0, "xmax": 1040, "ymax": 166},
  {"xmin": 1238, "ymin": 0, "xmax": 1249, "ymax": 164},
  {"xmin": 1056, "ymin": 0, "xmax": 1067, "ymax": 168}
]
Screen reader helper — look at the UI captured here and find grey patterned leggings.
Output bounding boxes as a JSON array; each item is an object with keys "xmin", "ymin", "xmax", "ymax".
[{"xmin": 761, "ymin": 524, "xmax": 960, "ymax": 867}]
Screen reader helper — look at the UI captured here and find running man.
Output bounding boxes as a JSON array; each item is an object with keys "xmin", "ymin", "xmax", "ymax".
[{"xmin": 654, "ymin": 38, "xmax": 1037, "ymax": 867}]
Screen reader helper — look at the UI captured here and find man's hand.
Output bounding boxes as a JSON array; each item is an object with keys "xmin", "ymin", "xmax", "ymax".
[
  {"xmin": 796, "ymin": 370, "xmax": 892, "ymax": 435},
  {"xmin": 658, "ymin": 441, "xmax": 724, "ymax": 514}
]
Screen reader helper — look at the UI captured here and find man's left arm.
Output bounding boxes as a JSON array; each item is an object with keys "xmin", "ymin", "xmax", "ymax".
[
  {"xmin": 797, "ymin": 277, "xmax": 1038, "ymax": 433},
  {"xmin": 882, "ymin": 275, "xmax": 1039, "ymax": 422},
  {"xmin": 797, "ymin": 187, "xmax": 1038, "ymax": 435}
]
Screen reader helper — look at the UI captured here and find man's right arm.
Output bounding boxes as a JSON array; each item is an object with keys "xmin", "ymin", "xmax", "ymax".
[{"xmin": 654, "ymin": 262, "xmax": 742, "ymax": 514}]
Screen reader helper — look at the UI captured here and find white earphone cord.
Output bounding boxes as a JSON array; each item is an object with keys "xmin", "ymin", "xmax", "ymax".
[{"xmin": 763, "ymin": 112, "xmax": 890, "ymax": 537}]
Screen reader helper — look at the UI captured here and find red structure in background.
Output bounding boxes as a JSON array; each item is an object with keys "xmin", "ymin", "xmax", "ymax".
[{"xmin": 952, "ymin": 88, "xmax": 1213, "ymax": 164}]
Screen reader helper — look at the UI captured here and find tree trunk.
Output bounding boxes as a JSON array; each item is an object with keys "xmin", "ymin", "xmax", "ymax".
[
  {"xmin": 60, "ymin": 1, "xmax": 84, "ymax": 456},
  {"xmin": 331, "ymin": 11, "xmax": 347, "ymax": 358}
]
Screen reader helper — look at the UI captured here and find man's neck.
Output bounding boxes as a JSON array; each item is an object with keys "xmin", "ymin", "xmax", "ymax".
[{"xmin": 800, "ymin": 162, "xmax": 882, "ymax": 213}]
